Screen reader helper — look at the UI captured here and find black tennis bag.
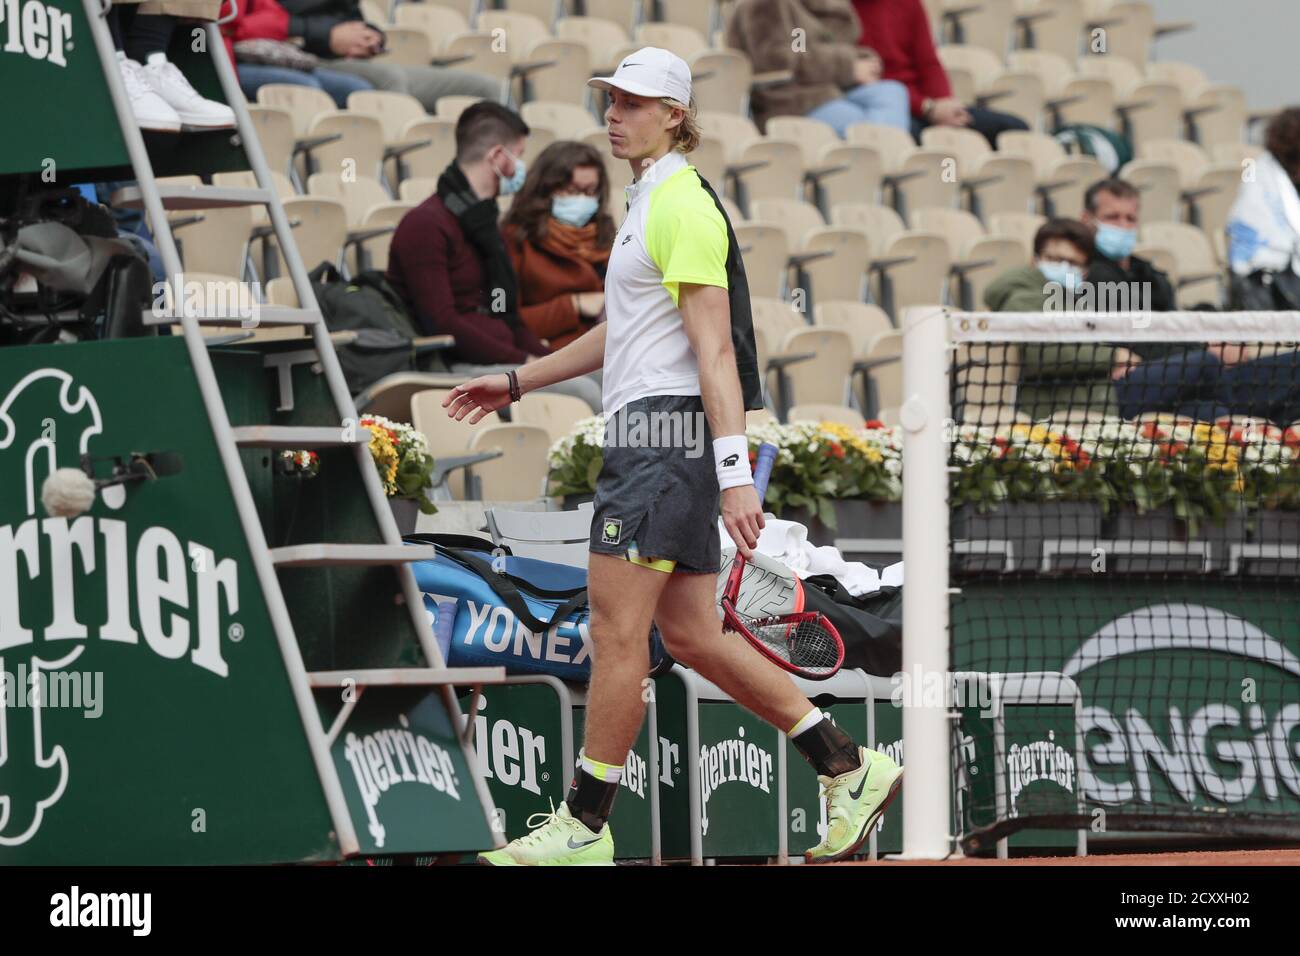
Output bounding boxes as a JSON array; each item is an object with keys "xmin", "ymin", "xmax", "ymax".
[{"xmin": 800, "ymin": 575, "xmax": 903, "ymax": 677}]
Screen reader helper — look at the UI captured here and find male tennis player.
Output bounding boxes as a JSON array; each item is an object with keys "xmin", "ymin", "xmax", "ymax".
[{"xmin": 444, "ymin": 47, "xmax": 902, "ymax": 865}]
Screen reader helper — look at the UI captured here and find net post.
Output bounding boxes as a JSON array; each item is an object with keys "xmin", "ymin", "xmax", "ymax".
[{"xmin": 899, "ymin": 305, "xmax": 952, "ymax": 859}]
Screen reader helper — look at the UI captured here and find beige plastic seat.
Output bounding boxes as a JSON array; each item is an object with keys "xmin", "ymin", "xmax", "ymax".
[
  {"xmin": 788, "ymin": 403, "xmax": 864, "ymax": 427},
  {"xmin": 513, "ymin": 392, "xmax": 594, "ymax": 444},
  {"xmin": 398, "ymin": 177, "xmax": 438, "ymax": 203},
  {"xmin": 477, "ymin": 10, "xmax": 592, "ymax": 105},
  {"xmin": 873, "ymin": 233, "xmax": 953, "ymax": 317},
  {"xmin": 1211, "ymin": 142, "xmax": 1262, "ymax": 168},
  {"xmin": 690, "ymin": 48, "xmax": 754, "ymax": 117},
  {"xmin": 861, "ymin": 328, "xmax": 903, "ymax": 418},
  {"xmin": 847, "ymin": 123, "xmax": 959, "ymax": 220},
  {"xmin": 733, "ymin": 222, "xmax": 789, "ymax": 299},
  {"xmin": 435, "ymin": 95, "xmax": 486, "ymax": 120},
  {"xmin": 1137, "ymin": 138, "xmax": 1211, "ymax": 191},
  {"xmin": 921, "ymin": 126, "xmax": 1036, "ymax": 219},
  {"xmin": 814, "ymin": 301, "xmax": 894, "ymax": 354},
  {"xmin": 751, "ymin": 198, "xmax": 869, "ymax": 307},
  {"xmin": 521, "ymin": 100, "xmax": 602, "ymax": 140},
  {"xmin": 150, "ymin": 176, "xmax": 253, "ymax": 280},
  {"xmin": 765, "ymin": 116, "xmax": 884, "ymax": 211},
  {"xmin": 659, "ymin": 0, "xmax": 718, "ymax": 39},
  {"xmin": 392, "ymin": 116, "xmax": 459, "ymax": 181},
  {"xmin": 164, "ymin": 272, "xmax": 306, "ymax": 341},
  {"xmin": 554, "ymin": 15, "xmax": 631, "ymax": 73},
  {"xmin": 1117, "ymin": 159, "xmax": 1180, "ymax": 224},
  {"xmin": 997, "ymin": 130, "xmax": 1107, "ymax": 217},
  {"xmin": 634, "ymin": 21, "xmax": 708, "ymax": 61},
  {"xmin": 345, "ymin": 89, "xmax": 452, "ymax": 186},
  {"xmin": 831, "ymin": 202, "xmax": 908, "ymax": 256},
  {"xmin": 987, "ymin": 211, "xmax": 1047, "ymax": 259},
  {"xmin": 435, "ymin": 32, "xmax": 512, "ymax": 85},
  {"xmin": 256, "ymin": 84, "xmax": 337, "ymax": 138},
  {"xmin": 1014, "ymin": 0, "xmax": 1085, "ymax": 63},
  {"xmin": 964, "ymin": 236, "xmax": 1028, "ymax": 310},
  {"xmin": 265, "ymin": 277, "xmax": 298, "ymax": 307},
  {"xmin": 307, "ymin": 173, "xmax": 407, "ymax": 224},
  {"xmin": 691, "ymin": 136, "xmax": 726, "ymax": 190},
  {"xmin": 1147, "ymin": 61, "xmax": 1249, "ymax": 147},
  {"xmin": 1087, "ymin": 0, "xmax": 1158, "ymax": 67},
  {"xmin": 1075, "ymin": 54, "xmax": 1182, "ymax": 144},
  {"xmin": 411, "ymin": 390, "xmax": 551, "ymax": 500},
  {"xmin": 938, "ymin": 44, "xmax": 1043, "ymax": 129},
  {"xmin": 581, "ymin": 0, "xmax": 643, "ymax": 33},
  {"xmin": 953, "ymin": 342, "xmax": 1021, "ymax": 423},
  {"xmin": 1007, "ymin": 51, "xmax": 1116, "ymax": 128},
  {"xmin": 499, "ymin": 0, "xmax": 565, "ymax": 25},
  {"xmin": 306, "ymin": 111, "xmax": 387, "ymax": 184},
  {"xmin": 941, "ymin": 0, "xmax": 1014, "ymax": 57},
  {"xmin": 353, "ymin": 202, "xmax": 415, "ymax": 273},
  {"xmin": 273, "ymin": 196, "xmax": 347, "ymax": 275},
  {"xmin": 1139, "ymin": 222, "xmax": 1224, "ymax": 307},
  {"xmin": 750, "ymin": 299, "xmax": 853, "ymax": 412},
  {"xmin": 373, "ymin": 27, "xmax": 435, "ymax": 67},
  {"xmin": 1190, "ymin": 165, "xmax": 1246, "ymax": 261},
  {"xmin": 246, "ymin": 105, "xmax": 296, "ymax": 182}
]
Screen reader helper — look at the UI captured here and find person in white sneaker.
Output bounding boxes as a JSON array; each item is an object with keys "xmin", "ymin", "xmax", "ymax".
[{"xmin": 109, "ymin": 2, "xmax": 236, "ymax": 131}]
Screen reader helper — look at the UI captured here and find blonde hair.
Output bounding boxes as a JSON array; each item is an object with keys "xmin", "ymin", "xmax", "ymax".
[{"xmin": 660, "ymin": 96, "xmax": 701, "ymax": 154}]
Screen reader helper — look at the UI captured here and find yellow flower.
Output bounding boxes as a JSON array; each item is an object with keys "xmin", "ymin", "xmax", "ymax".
[{"xmin": 865, "ymin": 448, "xmax": 883, "ymax": 464}]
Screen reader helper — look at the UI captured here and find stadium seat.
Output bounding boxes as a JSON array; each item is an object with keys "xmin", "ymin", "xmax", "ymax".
[
  {"xmin": 476, "ymin": 10, "xmax": 592, "ymax": 105},
  {"xmin": 697, "ymin": 113, "xmax": 803, "ymax": 213},
  {"xmin": 690, "ymin": 48, "xmax": 754, "ymax": 116},
  {"xmin": 733, "ymin": 222, "xmax": 789, "ymax": 299},
  {"xmin": 1075, "ymin": 54, "xmax": 1182, "ymax": 144},
  {"xmin": 1006, "ymin": 51, "xmax": 1115, "ymax": 128},
  {"xmin": 512, "ymin": 392, "xmax": 593, "ymax": 443},
  {"xmin": 788, "ymin": 403, "xmax": 864, "ymax": 428},
  {"xmin": 765, "ymin": 116, "xmax": 884, "ymax": 212},
  {"xmin": 373, "ymin": 27, "xmax": 435, "ymax": 67},
  {"xmin": 398, "ymin": 177, "xmax": 438, "ymax": 203},
  {"xmin": 938, "ymin": 45, "xmax": 1044, "ymax": 129},
  {"xmin": 306, "ymin": 111, "xmax": 387, "ymax": 186},
  {"xmin": 151, "ymin": 176, "xmax": 252, "ymax": 280},
  {"xmin": 691, "ymin": 136, "xmax": 727, "ymax": 190},
  {"xmin": 167, "ymin": 272, "xmax": 307, "ymax": 341},
  {"xmin": 1086, "ymin": 0, "xmax": 1159, "ymax": 68},
  {"xmin": 485, "ymin": 502, "xmax": 596, "ymax": 567},
  {"xmin": 265, "ymin": 276, "xmax": 298, "ymax": 306},
  {"xmin": 1117, "ymin": 159, "xmax": 1180, "ymax": 223},
  {"xmin": 499, "ymin": 0, "xmax": 566, "ymax": 25},
  {"xmin": 634, "ymin": 22, "xmax": 708, "ymax": 61},
  {"xmin": 246, "ymin": 106, "xmax": 296, "ymax": 183},
  {"xmin": 1013, "ymin": 0, "xmax": 1086, "ymax": 63},
  {"xmin": 751, "ymin": 198, "xmax": 869, "ymax": 308},
  {"xmin": 410, "ymin": 389, "xmax": 550, "ymax": 500},
  {"xmin": 996, "ymin": 130, "xmax": 1107, "ymax": 217},
  {"xmin": 846, "ymin": 123, "xmax": 956, "ymax": 222},
  {"xmin": 873, "ymin": 232, "xmax": 953, "ymax": 316},
  {"xmin": 1147, "ymin": 61, "xmax": 1250, "ymax": 146},
  {"xmin": 521, "ymin": 100, "xmax": 602, "ymax": 140},
  {"xmin": 581, "ymin": 0, "xmax": 644, "ymax": 34},
  {"xmin": 941, "ymin": 0, "xmax": 1014, "ymax": 57},
  {"xmin": 1139, "ymin": 221, "xmax": 1224, "ymax": 307},
  {"xmin": 813, "ymin": 301, "xmax": 894, "ymax": 355},
  {"xmin": 554, "ymin": 15, "xmax": 631, "ymax": 73},
  {"xmin": 921, "ymin": 126, "xmax": 1036, "ymax": 219},
  {"xmin": 658, "ymin": 0, "xmax": 721, "ymax": 41},
  {"xmin": 986, "ymin": 211, "xmax": 1047, "ymax": 259},
  {"xmin": 274, "ymin": 196, "xmax": 348, "ymax": 276},
  {"xmin": 860, "ymin": 328, "xmax": 903, "ymax": 419},
  {"xmin": 912, "ymin": 207, "xmax": 1024, "ymax": 308}
]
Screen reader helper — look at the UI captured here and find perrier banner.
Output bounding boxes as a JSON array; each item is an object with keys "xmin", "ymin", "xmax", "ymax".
[{"xmin": 0, "ymin": 337, "xmax": 337, "ymax": 863}]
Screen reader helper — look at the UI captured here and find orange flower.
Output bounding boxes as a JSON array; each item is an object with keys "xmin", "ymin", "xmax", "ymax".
[
  {"xmin": 865, "ymin": 419, "xmax": 885, "ymax": 429},
  {"xmin": 828, "ymin": 442, "xmax": 845, "ymax": 459}
]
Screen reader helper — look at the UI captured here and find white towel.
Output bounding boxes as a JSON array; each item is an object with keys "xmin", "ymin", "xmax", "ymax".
[
  {"xmin": 719, "ymin": 515, "xmax": 903, "ymax": 596},
  {"xmin": 1226, "ymin": 150, "xmax": 1300, "ymax": 276}
]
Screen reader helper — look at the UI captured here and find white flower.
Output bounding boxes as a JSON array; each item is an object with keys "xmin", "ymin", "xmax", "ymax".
[{"xmin": 884, "ymin": 458, "xmax": 902, "ymax": 475}]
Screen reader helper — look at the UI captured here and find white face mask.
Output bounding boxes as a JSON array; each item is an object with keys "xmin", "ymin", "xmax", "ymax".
[
  {"xmin": 551, "ymin": 194, "xmax": 600, "ymax": 227},
  {"xmin": 1038, "ymin": 259, "xmax": 1084, "ymax": 291}
]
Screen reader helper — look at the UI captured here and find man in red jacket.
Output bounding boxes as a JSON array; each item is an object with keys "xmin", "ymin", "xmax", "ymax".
[
  {"xmin": 851, "ymin": 0, "xmax": 1028, "ymax": 147},
  {"xmin": 386, "ymin": 102, "xmax": 603, "ymax": 410}
]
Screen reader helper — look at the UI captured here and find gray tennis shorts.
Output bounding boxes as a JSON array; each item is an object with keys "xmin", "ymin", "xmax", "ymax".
[{"xmin": 589, "ymin": 394, "xmax": 722, "ymax": 574}]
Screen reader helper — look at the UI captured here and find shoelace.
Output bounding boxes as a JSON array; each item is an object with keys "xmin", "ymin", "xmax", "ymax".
[
  {"xmin": 118, "ymin": 58, "xmax": 153, "ymax": 100},
  {"xmin": 519, "ymin": 798, "xmax": 565, "ymax": 847},
  {"xmin": 149, "ymin": 60, "xmax": 203, "ymax": 105}
]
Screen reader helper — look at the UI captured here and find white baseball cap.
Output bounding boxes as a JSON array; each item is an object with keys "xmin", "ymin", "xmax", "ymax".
[{"xmin": 588, "ymin": 46, "xmax": 692, "ymax": 105}]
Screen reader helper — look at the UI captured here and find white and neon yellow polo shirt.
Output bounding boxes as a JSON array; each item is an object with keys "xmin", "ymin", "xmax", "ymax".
[{"xmin": 601, "ymin": 149, "xmax": 730, "ymax": 416}]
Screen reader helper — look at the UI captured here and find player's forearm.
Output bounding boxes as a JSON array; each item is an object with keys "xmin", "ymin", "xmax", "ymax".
[{"xmin": 516, "ymin": 322, "xmax": 606, "ymax": 394}]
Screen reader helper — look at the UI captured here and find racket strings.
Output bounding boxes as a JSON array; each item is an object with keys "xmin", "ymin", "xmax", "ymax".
[{"xmin": 727, "ymin": 609, "xmax": 843, "ymax": 676}]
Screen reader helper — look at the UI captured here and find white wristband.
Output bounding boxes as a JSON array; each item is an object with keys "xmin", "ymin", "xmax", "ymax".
[{"xmin": 713, "ymin": 435, "xmax": 753, "ymax": 491}]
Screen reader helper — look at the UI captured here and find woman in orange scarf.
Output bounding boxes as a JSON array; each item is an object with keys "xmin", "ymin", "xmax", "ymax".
[{"xmin": 502, "ymin": 141, "xmax": 616, "ymax": 350}]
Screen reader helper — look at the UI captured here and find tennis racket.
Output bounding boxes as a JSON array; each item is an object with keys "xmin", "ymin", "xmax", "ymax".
[{"xmin": 721, "ymin": 442, "xmax": 845, "ymax": 680}]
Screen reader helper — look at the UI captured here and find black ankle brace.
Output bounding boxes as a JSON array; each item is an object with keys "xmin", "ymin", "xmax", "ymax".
[{"xmin": 792, "ymin": 717, "xmax": 862, "ymax": 778}]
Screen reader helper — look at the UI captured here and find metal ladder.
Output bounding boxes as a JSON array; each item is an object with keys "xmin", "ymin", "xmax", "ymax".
[{"xmin": 81, "ymin": 0, "xmax": 504, "ymax": 857}]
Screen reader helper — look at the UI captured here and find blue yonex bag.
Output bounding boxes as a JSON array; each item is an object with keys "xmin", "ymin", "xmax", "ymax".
[{"xmin": 406, "ymin": 534, "xmax": 670, "ymax": 682}]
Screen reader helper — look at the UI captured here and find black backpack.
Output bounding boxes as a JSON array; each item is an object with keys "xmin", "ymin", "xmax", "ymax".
[{"xmin": 308, "ymin": 263, "xmax": 422, "ymax": 395}]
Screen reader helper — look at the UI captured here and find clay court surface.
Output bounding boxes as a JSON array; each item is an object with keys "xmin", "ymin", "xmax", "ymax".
[{"xmin": 831, "ymin": 848, "xmax": 1300, "ymax": 865}]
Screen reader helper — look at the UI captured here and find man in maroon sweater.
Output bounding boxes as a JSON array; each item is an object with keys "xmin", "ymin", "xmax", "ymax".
[
  {"xmin": 851, "ymin": 0, "xmax": 1028, "ymax": 147},
  {"xmin": 387, "ymin": 102, "xmax": 603, "ymax": 410}
]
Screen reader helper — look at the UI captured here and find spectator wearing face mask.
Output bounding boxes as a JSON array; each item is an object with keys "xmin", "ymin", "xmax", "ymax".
[
  {"xmin": 501, "ymin": 141, "xmax": 616, "ymax": 350},
  {"xmin": 984, "ymin": 218, "xmax": 1128, "ymax": 419},
  {"xmin": 1080, "ymin": 178, "xmax": 1176, "ymax": 312}
]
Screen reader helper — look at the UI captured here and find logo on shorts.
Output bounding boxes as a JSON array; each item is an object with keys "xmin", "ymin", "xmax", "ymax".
[
  {"xmin": 601, "ymin": 518, "xmax": 622, "ymax": 545},
  {"xmin": 721, "ymin": 453, "xmax": 739, "ymax": 468}
]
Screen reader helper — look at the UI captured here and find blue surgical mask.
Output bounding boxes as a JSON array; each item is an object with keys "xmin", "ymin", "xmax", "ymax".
[
  {"xmin": 496, "ymin": 149, "xmax": 527, "ymax": 196},
  {"xmin": 551, "ymin": 194, "xmax": 600, "ymax": 227},
  {"xmin": 1094, "ymin": 222, "xmax": 1137, "ymax": 261},
  {"xmin": 1039, "ymin": 260, "xmax": 1083, "ymax": 291}
]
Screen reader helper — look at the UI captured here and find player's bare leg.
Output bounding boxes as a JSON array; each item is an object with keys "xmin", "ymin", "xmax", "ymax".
[{"xmin": 654, "ymin": 568, "xmax": 903, "ymax": 863}]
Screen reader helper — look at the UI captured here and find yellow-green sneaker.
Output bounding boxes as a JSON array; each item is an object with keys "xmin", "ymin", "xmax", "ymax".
[
  {"xmin": 477, "ymin": 800, "xmax": 615, "ymax": 866},
  {"xmin": 804, "ymin": 747, "xmax": 903, "ymax": 864}
]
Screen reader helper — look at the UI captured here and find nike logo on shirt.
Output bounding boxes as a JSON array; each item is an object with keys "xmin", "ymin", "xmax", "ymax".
[{"xmin": 621, "ymin": 234, "xmax": 633, "ymax": 245}]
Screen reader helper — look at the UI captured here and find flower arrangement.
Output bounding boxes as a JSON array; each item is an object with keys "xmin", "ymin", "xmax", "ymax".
[
  {"xmin": 546, "ymin": 411, "xmax": 1300, "ymax": 528},
  {"xmin": 278, "ymin": 449, "xmax": 320, "ymax": 478},
  {"xmin": 545, "ymin": 415, "xmax": 609, "ymax": 498},
  {"xmin": 359, "ymin": 415, "xmax": 438, "ymax": 514},
  {"xmin": 280, "ymin": 418, "xmax": 437, "ymax": 514}
]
